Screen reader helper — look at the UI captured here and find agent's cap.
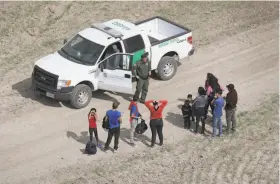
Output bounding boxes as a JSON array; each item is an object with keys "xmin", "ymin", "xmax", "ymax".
[{"xmin": 141, "ymin": 52, "xmax": 149, "ymax": 58}]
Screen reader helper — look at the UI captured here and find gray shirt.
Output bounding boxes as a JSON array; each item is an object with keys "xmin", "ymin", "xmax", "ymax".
[{"xmin": 193, "ymin": 95, "xmax": 208, "ymax": 109}]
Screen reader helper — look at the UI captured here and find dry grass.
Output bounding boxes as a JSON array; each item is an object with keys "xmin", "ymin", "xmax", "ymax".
[
  {"xmin": 0, "ymin": 1, "xmax": 278, "ymax": 76},
  {"xmin": 29, "ymin": 94, "xmax": 279, "ymax": 184}
]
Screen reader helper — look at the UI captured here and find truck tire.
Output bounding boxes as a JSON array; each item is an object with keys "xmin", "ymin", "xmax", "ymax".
[
  {"xmin": 157, "ymin": 56, "xmax": 178, "ymax": 81},
  {"xmin": 70, "ymin": 84, "xmax": 92, "ymax": 109}
]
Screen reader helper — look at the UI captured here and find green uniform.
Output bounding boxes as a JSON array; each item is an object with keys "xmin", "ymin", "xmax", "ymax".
[{"xmin": 132, "ymin": 60, "xmax": 151, "ymax": 101}]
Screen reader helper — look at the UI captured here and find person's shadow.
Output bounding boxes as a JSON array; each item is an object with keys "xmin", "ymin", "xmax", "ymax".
[
  {"xmin": 66, "ymin": 131, "xmax": 110, "ymax": 154},
  {"xmin": 120, "ymin": 127, "xmax": 151, "ymax": 147}
]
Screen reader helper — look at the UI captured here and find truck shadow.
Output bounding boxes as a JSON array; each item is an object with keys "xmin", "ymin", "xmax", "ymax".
[
  {"xmin": 12, "ymin": 77, "xmax": 63, "ymax": 107},
  {"xmin": 12, "ymin": 78, "xmax": 122, "ymax": 108}
]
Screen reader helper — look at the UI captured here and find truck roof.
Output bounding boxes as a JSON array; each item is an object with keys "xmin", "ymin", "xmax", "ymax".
[{"xmin": 78, "ymin": 19, "xmax": 140, "ymax": 46}]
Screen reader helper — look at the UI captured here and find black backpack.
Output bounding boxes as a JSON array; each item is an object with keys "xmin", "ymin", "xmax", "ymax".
[
  {"xmin": 135, "ymin": 119, "xmax": 148, "ymax": 134},
  {"xmin": 102, "ymin": 116, "xmax": 109, "ymax": 130},
  {"xmin": 85, "ymin": 141, "xmax": 97, "ymax": 155}
]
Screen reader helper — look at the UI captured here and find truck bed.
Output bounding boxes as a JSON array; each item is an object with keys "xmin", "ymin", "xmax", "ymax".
[{"xmin": 135, "ymin": 16, "xmax": 191, "ymax": 45}]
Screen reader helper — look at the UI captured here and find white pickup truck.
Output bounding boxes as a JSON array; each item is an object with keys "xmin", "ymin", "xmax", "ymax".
[{"xmin": 32, "ymin": 16, "xmax": 195, "ymax": 109}]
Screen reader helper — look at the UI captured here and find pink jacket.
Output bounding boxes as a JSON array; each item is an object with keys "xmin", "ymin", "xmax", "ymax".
[{"xmin": 206, "ymin": 84, "xmax": 224, "ymax": 96}]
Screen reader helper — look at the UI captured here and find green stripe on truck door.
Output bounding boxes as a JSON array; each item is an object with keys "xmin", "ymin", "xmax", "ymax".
[{"xmin": 132, "ymin": 49, "xmax": 145, "ymax": 65}]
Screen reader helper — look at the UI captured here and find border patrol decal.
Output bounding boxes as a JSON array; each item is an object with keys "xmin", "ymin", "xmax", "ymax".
[
  {"xmin": 112, "ymin": 22, "xmax": 130, "ymax": 30},
  {"xmin": 158, "ymin": 38, "xmax": 180, "ymax": 48}
]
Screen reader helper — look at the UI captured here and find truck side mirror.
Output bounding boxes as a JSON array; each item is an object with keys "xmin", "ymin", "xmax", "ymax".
[{"xmin": 63, "ymin": 39, "xmax": 67, "ymax": 44}]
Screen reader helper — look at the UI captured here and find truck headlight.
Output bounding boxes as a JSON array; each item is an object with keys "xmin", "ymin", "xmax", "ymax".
[{"xmin": 57, "ymin": 80, "xmax": 71, "ymax": 89}]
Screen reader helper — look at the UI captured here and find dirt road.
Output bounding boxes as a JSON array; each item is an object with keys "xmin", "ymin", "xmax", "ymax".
[{"xmin": 0, "ymin": 2, "xmax": 278, "ymax": 184}]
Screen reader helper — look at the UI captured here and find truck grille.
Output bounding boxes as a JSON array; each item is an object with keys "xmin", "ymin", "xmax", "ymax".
[{"xmin": 32, "ymin": 66, "xmax": 58, "ymax": 89}]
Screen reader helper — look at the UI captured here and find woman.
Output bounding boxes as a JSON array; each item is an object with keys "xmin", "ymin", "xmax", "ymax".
[
  {"xmin": 193, "ymin": 87, "xmax": 208, "ymax": 134},
  {"xmin": 204, "ymin": 73, "xmax": 224, "ymax": 117},
  {"xmin": 128, "ymin": 97, "xmax": 141, "ymax": 147},
  {"xmin": 144, "ymin": 99, "xmax": 168, "ymax": 147},
  {"xmin": 88, "ymin": 108, "xmax": 102, "ymax": 148}
]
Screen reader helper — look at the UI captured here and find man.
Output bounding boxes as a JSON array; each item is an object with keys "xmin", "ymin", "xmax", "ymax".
[
  {"xmin": 144, "ymin": 99, "xmax": 168, "ymax": 147},
  {"xmin": 104, "ymin": 102, "xmax": 122, "ymax": 153},
  {"xmin": 193, "ymin": 87, "xmax": 208, "ymax": 134},
  {"xmin": 128, "ymin": 96, "xmax": 141, "ymax": 147},
  {"xmin": 211, "ymin": 89, "xmax": 225, "ymax": 137},
  {"xmin": 132, "ymin": 52, "xmax": 151, "ymax": 103},
  {"xmin": 225, "ymin": 84, "xmax": 238, "ymax": 133}
]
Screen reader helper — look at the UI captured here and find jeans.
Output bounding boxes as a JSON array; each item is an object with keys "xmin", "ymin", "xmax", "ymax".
[
  {"xmin": 195, "ymin": 107, "xmax": 206, "ymax": 133},
  {"xmin": 212, "ymin": 116, "xmax": 222, "ymax": 137},
  {"xmin": 89, "ymin": 128, "xmax": 99, "ymax": 142},
  {"xmin": 226, "ymin": 108, "xmax": 237, "ymax": 131},
  {"xmin": 184, "ymin": 117, "xmax": 191, "ymax": 129},
  {"xmin": 104, "ymin": 127, "xmax": 120, "ymax": 150},
  {"xmin": 150, "ymin": 119, "xmax": 163, "ymax": 146},
  {"xmin": 130, "ymin": 119, "xmax": 138, "ymax": 144}
]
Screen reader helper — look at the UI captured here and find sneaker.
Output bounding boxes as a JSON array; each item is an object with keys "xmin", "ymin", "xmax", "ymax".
[
  {"xmin": 150, "ymin": 144, "xmax": 155, "ymax": 148},
  {"xmin": 130, "ymin": 143, "xmax": 136, "ymax": 147},
  {"xmin": 139, "ymin": 99, "xmax": 145, "ymax": 104},
  {"xmin": 104, "ymin": 148, "xmax": 109, "ymax": 153},
  {"xmin": 113, "ymin": 149, "xmax": 118, "ymax": 153},
  {"xmin": 159, "ymin": 142, "xmax": 163, "ymax": 146},
  {"xmin": 97, "ymin": 143, "xmax": 103, "ymax": 149}
]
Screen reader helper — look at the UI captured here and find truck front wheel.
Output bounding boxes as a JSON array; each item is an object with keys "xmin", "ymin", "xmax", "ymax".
[
  {"xmin": 70, "ymin": 84, "xmax": 92, "ymax": 109},
  {"xmin": 157, "ymin": 56, "xmax": 178, "ymax": 81}
]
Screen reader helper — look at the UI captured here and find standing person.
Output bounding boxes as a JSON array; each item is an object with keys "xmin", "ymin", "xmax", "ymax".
[
  {"xmin": 128, "ymin": 96, "xmax": 142, "ymax": 147},
  {"xmin": 205, "ymin": 73, "xmax": 224, "ymax": 117},
  {"xmin": 181, "ymin": 99, "xmax": 194, "ymax": 129},
  {"xmin": 211, "ymin": 89, "xmax": 225, "ymax": 137},
  {"xmin": 225, "ymin": 84, "xmax": 238, "ymax": 133},
  {"xmin": 144, "ymin": 99, "xmax": 168, "ymax": 147},
  {"xmin": 88, "ymin": 108, "xmax": 102, "ymax": 148},
  {"xmin": 193, "ymin": 87, "xmax": 208, "ymax": 134},
  {"xmin": 104, "ymin": 102, "xmax": 122, "ymax": 153},
  {"xmin": 132, "ymin": 52, "xmax": 151, "ymax": 103}
]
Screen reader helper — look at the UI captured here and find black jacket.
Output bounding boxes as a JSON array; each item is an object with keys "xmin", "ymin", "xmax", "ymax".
[
  {"xmin": 225, "ymin": 89, "xmax": 238, "ymax": 110},
  {"xmin": 181, "ymin": 104, "xmax": 194, "ymax": 120}
]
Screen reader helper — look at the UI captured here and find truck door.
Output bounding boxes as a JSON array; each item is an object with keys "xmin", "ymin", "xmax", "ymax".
[
  {"xmin": 122, "ymin": 34, "xmax": 151, "ymax": 66},
  {"xmin": 97, "ymin": 53, "xmax": 134, "ymax": 94}
]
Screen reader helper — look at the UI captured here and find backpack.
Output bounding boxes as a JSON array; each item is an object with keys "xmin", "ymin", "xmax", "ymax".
[
  {"xmin": 135, "ymin": 119, "xmax": 148, "ymax": 134},
  {"xmin": 102, "ymin": 116, "xmax": 109, "ymax": 130},
  {"xmin": 85, "ymin": 141, "xmax": 97, "ymax": 155}
]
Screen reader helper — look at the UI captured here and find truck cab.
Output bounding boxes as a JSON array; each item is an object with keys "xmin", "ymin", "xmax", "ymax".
[{"xmin": 32, "ymin": 17, "xmax": 194, "ymax": 109}]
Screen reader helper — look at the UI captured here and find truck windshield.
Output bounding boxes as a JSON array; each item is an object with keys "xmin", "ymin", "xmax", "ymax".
[{"xmin": 58, "ymin": 35, "xmax": 104, "ymax": 65}]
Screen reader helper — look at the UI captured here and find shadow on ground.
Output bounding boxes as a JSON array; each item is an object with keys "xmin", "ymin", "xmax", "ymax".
[
  {"xmin": 66, "ymin": 131, "xmax": 109, "ymax": 153},
  {"xmin": 120, "ymin": 128, "xmax": 151, "ymax": 147},
  {"xmin": 12, "ymin": 77, "xmax": 131, "ymax": 108},
  {"xmin": 165, "ymin": 112, "xmax": 213, "ymax": 135}
]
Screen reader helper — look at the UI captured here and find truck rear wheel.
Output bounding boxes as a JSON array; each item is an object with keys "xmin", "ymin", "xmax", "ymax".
[
  {"xmin": 157, "ymin": 56, "xmax": 178, "ymax": 81},
  {"xmin": 70, "ymin": 84, "xmax": 92, "ymax": 109}
]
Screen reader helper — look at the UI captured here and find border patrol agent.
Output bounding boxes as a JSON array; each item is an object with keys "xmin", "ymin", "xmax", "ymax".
[{"xmin": 132, "ymin": 52, "xmax": 151, "ymax": 103}]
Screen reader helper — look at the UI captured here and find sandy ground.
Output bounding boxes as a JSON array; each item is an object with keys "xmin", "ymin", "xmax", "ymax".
[{"xmin": 0, "ymin": 1, "xmax": 279, "ymax": 184}]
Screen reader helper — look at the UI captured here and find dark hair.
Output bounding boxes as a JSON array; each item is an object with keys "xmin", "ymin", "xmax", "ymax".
[
  {"xmin": 132, "ymin": 96, "xmax": 138, "ymax": 102},
  {"xmin": 198, "ymin": 86, "xmax": 206, "ymax": 95},
  {"xmin": 187, "ymin": 94, "xmax": 192, "ymax": 98},
  {"xmin": 152, "ymin": 101, "xmax": 159, "ymax": 111},
  {"xmin": 112, "ymin": 102, "xmax": 120, "ymax": 109},
  {"xmin": 88, "ymin": 108, "xmax": 96, "ymax": 117},
  {"xmin": 184, "ymin": 99, "xmax": 190, "ymax": 104},
  {"xmin": 216, "ymin": 89, "xmax": 223, "ymax": 95}
]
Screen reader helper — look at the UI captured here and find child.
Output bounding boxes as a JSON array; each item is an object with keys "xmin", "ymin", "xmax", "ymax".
[
  {"xmin": 181, "ymin": 99, "xmax": 195, "ymax": 129},
  {"xmin": 128, "ymin": 97, "xmax": 141, "ymax": 147},
  {"xmin": 88, "ymin": 108, "xmax": 102, "ymax": 148}
]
